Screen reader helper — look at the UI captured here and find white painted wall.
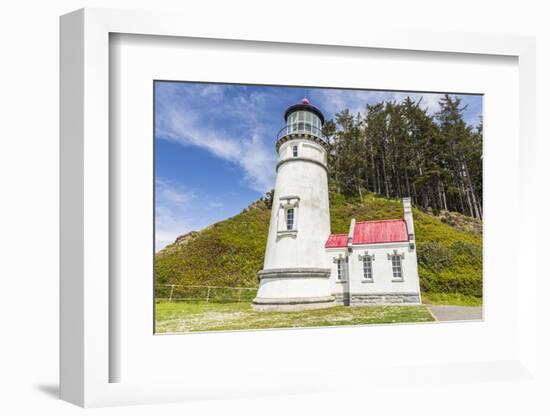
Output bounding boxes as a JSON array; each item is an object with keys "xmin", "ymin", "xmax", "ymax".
[
  {"xmin": 279, "ymin": 140, "xmax": 326, "ymax": 165},
  {"xmin": 326, "ymin": 242, "xmax": 421, "ymax": 298},
  {"xmin": 256, "ymin": 137, "xmax": 332, "ymax": 302},
  {"xmin": 349, "ymin": 242, "xmax": 420, "ymax": 295},
  {"xmin": 262, "ymin": 139, "xmax": 330, "ymax": 270},
  {"xmin": 256, "ymin": 277, "xmax": 332, "ymax": 299}
]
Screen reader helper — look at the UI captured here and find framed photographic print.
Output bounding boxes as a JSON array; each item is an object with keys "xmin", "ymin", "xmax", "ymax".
[
  {"xmin": 152, "ymin": 80, "xmax": 484, "ymax": 334},
  {"xmin": 60, "ymin": 7, "xmax": 537, "ymax": 408}
]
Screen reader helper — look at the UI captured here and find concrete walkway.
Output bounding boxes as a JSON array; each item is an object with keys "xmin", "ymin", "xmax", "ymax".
[{"xmin": 427, "ymin": 305, "xmax": 483, "ymax": 322}]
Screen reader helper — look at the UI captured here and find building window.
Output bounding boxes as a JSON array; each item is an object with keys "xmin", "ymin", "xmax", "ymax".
[
  {"xmin": 334, "ymin": 256, "xmax": 347, "ymax": 282},
  {"xmin": 391, "ymin": 254, "xmax": 403, "ymax": 279},
  {"xmin": 362, "ymin": 256, "xmax": 373, "ymax": 281},
  {"xmin": 336, "ymin": 259, "xmax": 345, "ymax": 281},
  {"xmin": 359, "ymin": 252, "xmax": 375, "ymax": 282},
  {"xmin": 292, "ymin": 145, "xmax": 298, "ymax": 157},
  {"xmin": 286, "ymin": 208, "xmax": 294, "ymax": 231},
  {"xmin": 277, "ymin": 196, "xmax": 299, "ymax": 235}
]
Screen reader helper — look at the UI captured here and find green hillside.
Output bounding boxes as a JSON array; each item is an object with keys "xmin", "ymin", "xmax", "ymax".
[{"xmin": 155, "ymin": 192, "xmax": 482, "ymax": 299}]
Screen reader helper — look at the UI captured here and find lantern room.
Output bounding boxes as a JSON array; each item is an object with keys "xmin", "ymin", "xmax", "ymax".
[{"xmin": 280, "ymin": 98, "xmax": 325, "ymax": 139}]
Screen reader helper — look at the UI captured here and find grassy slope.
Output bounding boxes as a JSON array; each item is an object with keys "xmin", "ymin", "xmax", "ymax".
[
  {"xmin": 155, "ymin": 192, "xmax": 482, "ymax": 299},
  {"xmin": 155, "ymin": 302, "xmax": 434, "ymax": 333},
  {"xmin": 155, "ymin": 201, "xmax": 271, "ymax": 288}
]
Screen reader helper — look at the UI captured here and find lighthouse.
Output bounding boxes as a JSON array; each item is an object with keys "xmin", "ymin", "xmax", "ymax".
[{"xmin": 253, "ymin": 99, "xmax": 335, "ymax": 311}]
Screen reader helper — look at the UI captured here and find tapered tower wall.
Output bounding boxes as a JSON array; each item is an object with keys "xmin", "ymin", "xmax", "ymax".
[
  {"xmin": 253, "ymin": 103, "xmax": 335, "ymax": 311},
  {"xmin": 262, "ymin": 140, "xmax": 331, "ymax": 269}
]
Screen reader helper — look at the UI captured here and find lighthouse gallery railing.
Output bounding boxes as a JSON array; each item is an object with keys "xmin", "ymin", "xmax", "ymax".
[{"xmin": 277, "ymin": 123, "xmax": 329, "ymax": 145}]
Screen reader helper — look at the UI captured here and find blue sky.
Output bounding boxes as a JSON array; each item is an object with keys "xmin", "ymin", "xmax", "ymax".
[{"xmin": 155, "ymin": 81, "xmax": 482, "ymax": 250}]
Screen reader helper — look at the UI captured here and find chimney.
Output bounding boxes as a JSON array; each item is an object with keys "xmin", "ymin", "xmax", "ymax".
[
  {"xmin": 347, "ymin": 218, "xmax": 356, "ymax": 253},
  {"xmin": 403, "ymin": 198, "xmax": 415, "ymax": 243}
]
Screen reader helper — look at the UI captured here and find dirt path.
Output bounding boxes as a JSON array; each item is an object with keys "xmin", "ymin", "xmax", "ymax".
[{"xmin": 427, "ymin": 305, "xmax": 483, "ymax": 322}]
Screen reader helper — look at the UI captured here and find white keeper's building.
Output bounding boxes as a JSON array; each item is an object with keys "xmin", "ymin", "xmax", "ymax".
[{"xmin": 253, "ymin": 99, "xmax": 422, "ymax": 311}]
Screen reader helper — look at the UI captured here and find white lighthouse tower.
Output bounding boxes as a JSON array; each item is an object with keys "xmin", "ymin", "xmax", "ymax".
[{"xmin": 253, "ymin": 99, "xmax": 335, "ymax": 311}]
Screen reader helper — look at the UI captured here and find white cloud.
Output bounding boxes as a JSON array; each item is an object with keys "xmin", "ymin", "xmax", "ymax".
[
  {"xmin": 156, "ymin": 179, "xmax": 195, "ymax": 206},
  {"xmin": 311, "ymin": 89, "xmax": 369, "ymax": 117},
  {"xmin": 311, "ymin": 89, "xmax": 481, "ymax": 124},
  {"xmin": 198, "ymin": 84, "xmax": 224, "ymax": 100},
  {"xmin": 155, "ymin": 179, "xmax": 197, "ymax": 251},
  {"xmin": 156, "ymin": 85, "xmax": 277, "ymax": 193},
  {"xmin": 411, "ymin": 93, "xmax": 444, "ymax": 114}
]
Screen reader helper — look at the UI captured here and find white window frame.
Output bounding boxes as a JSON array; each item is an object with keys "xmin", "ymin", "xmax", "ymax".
[
  {"xmin": 363, "ymin": 255, "xmax": 373, "ymax": 281},
  {"xmin": 333, "ymin": 255, "xmax": 347, "ymax": 282},
  {"xmin": 391, "ymin": 255, "xmax": 402, "ymax": 279},
  {"xmin": 337, "ymin": 258, "xmax": 344, "ymax": 280},
  {"xmin": 387, "ymin": 250, "xmax": 405, "ymax": 281},
  {"xmin": 276, "ymin": 196, "xmax": 300, "ymax": 236},
  {"xmin": 286, "ymin": 207, "xmax": 295, "ymax": 230},
  {"xmin": 359, "ymin": 251, "xmax": 375, "ymax": 283}
]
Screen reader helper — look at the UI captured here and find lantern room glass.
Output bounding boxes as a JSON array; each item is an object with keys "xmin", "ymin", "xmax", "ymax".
[{"xmin": 286, "ymin": 110, "xmax": 322, "ymax": 137}]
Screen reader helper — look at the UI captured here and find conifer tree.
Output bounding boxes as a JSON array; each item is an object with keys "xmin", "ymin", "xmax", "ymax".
[{"xmin": 325, "ymin": 94, "xmax": 482, "ymax": 218}]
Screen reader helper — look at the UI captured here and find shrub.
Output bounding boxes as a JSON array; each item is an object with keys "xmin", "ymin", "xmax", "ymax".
[
  {"xmin": 451, "ymin": 240, "xmax": 482, "ymax": 264},
  {"xmin": 417, "ymin": 241, "xmax": 453, "ymax": 272},
  {"xmin": 419, "ymin": 270, "xmax": 482, "ymax": 297}
]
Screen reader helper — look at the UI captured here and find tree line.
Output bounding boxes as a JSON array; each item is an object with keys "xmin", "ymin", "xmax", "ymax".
[{"xmin": 322, "ymin": 94, "xmax": 483, "ymax": 219}]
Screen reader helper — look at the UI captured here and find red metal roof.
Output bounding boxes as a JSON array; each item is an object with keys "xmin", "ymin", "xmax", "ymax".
[
  {"xmin": 353, "ymin": 219, "xmax": 408, "ymax": 245},
  {"xmin": 325, "ymin": 233, "xmax": 348, "ymax": 248},
  {"xmin": 325, "ymin": 219, "xmax": 409, "ymax": 248}
]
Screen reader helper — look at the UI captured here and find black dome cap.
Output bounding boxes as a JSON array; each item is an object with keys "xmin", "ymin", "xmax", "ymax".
[{"xmin": 284, "ymin": 98, "xmax": 325, "ymax": 125}]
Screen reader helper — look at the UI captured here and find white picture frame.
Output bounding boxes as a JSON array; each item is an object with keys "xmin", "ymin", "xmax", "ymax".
[{"xmin": 60, "ymin": 8, "xmax": 537, "ymax": 408}]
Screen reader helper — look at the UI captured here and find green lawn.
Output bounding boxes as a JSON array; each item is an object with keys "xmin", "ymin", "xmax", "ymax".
[
  {"xmin": 422, "ymin": 292, "xmax": 483, "ymax": 307},
  {"xmin": 155, "ymin": 301, "xmax": 435, "ymax": 333}
]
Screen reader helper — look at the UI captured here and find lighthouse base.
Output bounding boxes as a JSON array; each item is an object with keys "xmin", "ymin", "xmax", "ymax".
[
  {"xmin": 253, "ymin": 268, "xmax": 335, "ymax": 312},
  {"xmin": 253, "ymin": 296, "xmax": 336, "ymax": 312}
]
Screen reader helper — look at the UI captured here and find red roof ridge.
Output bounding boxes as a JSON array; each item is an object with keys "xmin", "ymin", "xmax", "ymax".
[{"xmin": 355, "ymin": 218, "xmax": 404, "ymax": 224}]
